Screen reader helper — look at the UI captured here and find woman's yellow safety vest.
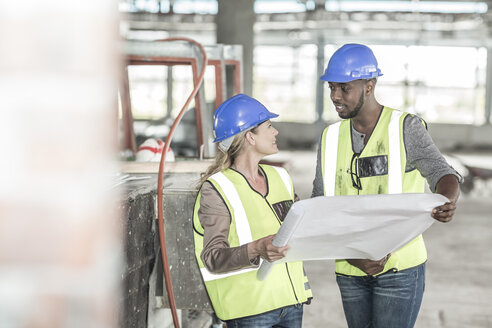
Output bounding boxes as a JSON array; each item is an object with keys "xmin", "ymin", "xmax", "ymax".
[
  {"xmin": 321, "ymin": 107, "xmax": 427, "ymax": 276},
  {"xmin": 193, "ymin": 164, "xmax": 312, "ymax": 320}
]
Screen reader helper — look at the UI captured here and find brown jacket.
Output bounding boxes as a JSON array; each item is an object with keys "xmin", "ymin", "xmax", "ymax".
[
  {"xmin": 198, "ymin": 177, "xmax": 297, "ymax": 273},
  {"xmin": 198, "ymin": 181, "xmax": 256, "ymax": 273}
]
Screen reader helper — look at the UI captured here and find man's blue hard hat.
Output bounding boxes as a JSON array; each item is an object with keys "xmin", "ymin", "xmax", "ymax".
[
  {"xmin": 320, "ymin": 44, "xmax": 383, "ymax": 83},
  {"xmin": 213, "ymin": 94, "xmax": 278, "ymax": 143}
]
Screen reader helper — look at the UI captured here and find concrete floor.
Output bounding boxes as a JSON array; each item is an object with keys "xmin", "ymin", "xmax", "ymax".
[{"xmin": 268, "ymin": 150, "xmax": 492, "ymax": 328}]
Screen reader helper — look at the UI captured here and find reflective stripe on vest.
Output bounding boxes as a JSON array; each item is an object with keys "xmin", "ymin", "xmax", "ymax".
[
  {"xmin": 388, "ymin": 110, "xmax": 403, "ymax": 194},
  {"xmin": 199, "ymin": 168, "xmax": 291, "ymax": 282},
  {"xmin": 210, "ymin": 172, "xmax": 253, "ymax": 246},
  {"xmin": 200, "ymin": 264, "xmax": 259, "ymax": 282},
  {"xmin": 271, "ymin": 165, "xmax": 294, "ymax": 199},
  {"xmin": 323, "ymin": 121, "xmax": 341, "ymax": 197}
]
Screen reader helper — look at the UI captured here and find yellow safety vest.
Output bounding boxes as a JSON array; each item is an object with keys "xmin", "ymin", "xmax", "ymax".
[
  {"xmin": 321, "ymin": 107, "xmax": 427, "ymax": 276},
  {"xmin": 193, "ymin": 164, "xmax": 312, "ymax": 320}
]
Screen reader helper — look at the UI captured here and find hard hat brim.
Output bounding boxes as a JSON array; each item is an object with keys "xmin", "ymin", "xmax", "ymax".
[
  {"xmin": 320, "ymin": 72, "xmax": 383, "ymax": 83},
  {"xmin": 213, "ymin": 111, "xmax": 278, "ymax": 143}
]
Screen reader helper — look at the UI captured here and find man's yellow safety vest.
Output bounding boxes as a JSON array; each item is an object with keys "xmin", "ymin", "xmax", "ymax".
[
  {"xmin": 193, "ymin": 164, "xmax": 312, "ymax": 320},
  {"xmin": 321, "ymin": 107, "xmax": 427, "ymax": 276}
]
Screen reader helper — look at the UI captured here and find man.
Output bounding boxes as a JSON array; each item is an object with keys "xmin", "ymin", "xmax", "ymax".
[{"xmin": 312, "ymin": 43, "xmax": 461, "ymax": 328}]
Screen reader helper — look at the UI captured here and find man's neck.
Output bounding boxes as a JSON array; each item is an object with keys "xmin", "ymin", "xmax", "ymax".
[{"xmin": 351, "ymin": 102, "xmax": 383, "ymax": 135}]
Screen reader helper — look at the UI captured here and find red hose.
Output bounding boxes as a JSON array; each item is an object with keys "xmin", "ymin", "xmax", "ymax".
[{"xmin": 156, "ymin": 37, "xmax": 207, "ymax": 328}]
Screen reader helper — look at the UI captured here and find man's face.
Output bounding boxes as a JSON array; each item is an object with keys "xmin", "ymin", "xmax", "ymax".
[{"xmin": 328, "ymin": 80, "xmax": 366, "ymax": 119}]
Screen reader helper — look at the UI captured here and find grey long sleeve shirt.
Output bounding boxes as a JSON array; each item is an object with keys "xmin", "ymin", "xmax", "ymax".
[{"xmin": 312, "ymin": 114, "xmax": 462, "ymax": 197}]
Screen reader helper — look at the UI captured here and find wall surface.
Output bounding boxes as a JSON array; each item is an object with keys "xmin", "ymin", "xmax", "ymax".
[
  {"xmin": 121, "ymin": 187, "xmax": 157, "ymax": 327},
  {"xmin": 120, "ymin": 171, "xmax": 212, "ymax": 328}
]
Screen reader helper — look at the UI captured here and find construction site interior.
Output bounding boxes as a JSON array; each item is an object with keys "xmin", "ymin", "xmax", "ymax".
[{"xmin": 2, "ymin": 1, "xmax": 492, "ymax": 328}]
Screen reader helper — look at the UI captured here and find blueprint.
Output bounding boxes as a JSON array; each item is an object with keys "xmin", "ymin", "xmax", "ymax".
[{"xmin": 257, "ymin": 193, "xmax": 448, "ymax": 280}]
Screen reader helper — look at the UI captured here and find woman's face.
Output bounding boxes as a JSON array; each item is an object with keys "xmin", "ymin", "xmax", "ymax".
[{"xmin": 249, "ymin": 120, "xmax": 279, "ymax": 156}]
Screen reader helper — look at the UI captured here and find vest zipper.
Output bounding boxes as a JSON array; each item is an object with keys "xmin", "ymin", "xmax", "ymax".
[
  {"xmin": 232, "ymin": 166, "xmax": 301, "ymax": 304},
  {"xmin": 263, "ymin": 195, "xmax": 300, "ymax": 304},
  {"xmin": 284, "ymin": 263, "xmax": 299, "ymax": 304}
]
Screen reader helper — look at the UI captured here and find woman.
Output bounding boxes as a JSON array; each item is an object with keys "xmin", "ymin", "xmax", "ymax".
[{"xmin": 193, "ymin": 94, "xmax": 312, "ymax": 327}]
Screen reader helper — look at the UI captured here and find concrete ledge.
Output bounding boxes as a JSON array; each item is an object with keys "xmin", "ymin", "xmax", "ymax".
[{"xmin": 120, "ymin": 159, "xmax": 214, "ymax": 174}]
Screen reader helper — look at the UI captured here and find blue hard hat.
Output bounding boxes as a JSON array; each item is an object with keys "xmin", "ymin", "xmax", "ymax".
[
  {"xmin": 320, "ymin": 44, "xmax": 383, "ymax": 83},
  {"xmin": 213, "ymin": 94, "xmax": 278, "ymax": 143}
]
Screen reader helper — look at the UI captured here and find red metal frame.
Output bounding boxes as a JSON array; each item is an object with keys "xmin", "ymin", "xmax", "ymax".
[
  {"xmin": 120, "ymin": 56, "xmax": 242, "ymax": 156},
  {"xmin": 226, "ymin": 59, "xmax": 242, "ymax": 95},
  {"xmin": 120, "ymin": 66, "xmax": 137, "ymax": 154},
  {"xmin": 127, "ymin": 56, "xmax": 205, "ymax": 154},
  {"xmin": 207, "ymin": 59, "xmax": 225, "ymax": 109},
  {"xmin": 208, "ymin": 59, "xmax": 242, "ymax": 108}
]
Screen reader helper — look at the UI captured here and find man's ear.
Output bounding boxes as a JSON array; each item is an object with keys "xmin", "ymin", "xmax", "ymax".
[{"xmin": 365, "ymin": 79, "xmax": 375, "ymax": 95}]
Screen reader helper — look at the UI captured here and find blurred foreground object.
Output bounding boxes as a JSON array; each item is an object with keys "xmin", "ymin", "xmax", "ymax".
[{"xmin": 0, "ymin": 1, "xmax": 122, "ymax": 327}]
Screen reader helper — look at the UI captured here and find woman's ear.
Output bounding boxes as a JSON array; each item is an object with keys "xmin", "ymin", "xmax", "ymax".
[{"xmin": 245, "ymin": 131, "xmax": 255, "ymax": 145}]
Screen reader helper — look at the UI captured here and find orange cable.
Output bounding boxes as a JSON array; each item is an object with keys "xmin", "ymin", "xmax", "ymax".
[{"xmin": 155, "ymin": 37, "xmax": 207, "ymax": 328}]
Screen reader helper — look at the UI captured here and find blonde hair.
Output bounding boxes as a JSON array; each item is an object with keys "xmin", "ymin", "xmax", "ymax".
[{"xmin": 197, "ymin": 127, "xmax": 257, "ymax": 189}]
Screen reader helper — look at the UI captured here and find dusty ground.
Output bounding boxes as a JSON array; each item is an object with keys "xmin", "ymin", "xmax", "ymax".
[{"xmin": 268, "ymin": 150, "xmax": 492, "ymax": 328}]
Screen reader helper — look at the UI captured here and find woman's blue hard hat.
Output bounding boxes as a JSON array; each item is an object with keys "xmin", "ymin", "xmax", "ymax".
[{"xmin": 213, "ymin": 94, "xmax": 278, "ymax": 143}]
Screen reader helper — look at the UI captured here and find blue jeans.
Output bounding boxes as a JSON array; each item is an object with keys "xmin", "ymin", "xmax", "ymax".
[
  {"xmin": 336, "ymin": 263, "xmax": 426, "ymax": 328},
  {"xmin": 225, "ymin": 304, "xmax": 303, "ymax": 328}
]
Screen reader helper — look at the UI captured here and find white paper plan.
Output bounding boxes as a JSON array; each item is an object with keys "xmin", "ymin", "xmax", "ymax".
[{"xmin": 257, "ymin": 193, "xmax": 448, "ymax": 280}]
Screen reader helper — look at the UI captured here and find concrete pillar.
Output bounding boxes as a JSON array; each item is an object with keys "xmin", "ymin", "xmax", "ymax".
[
  {"xmin": 485, "ymin": 47, "xmax": 492, "ymax": 124},
  {"xmin": 313, "ymin": 0, "xmax": 326, "ymax": 10},
  {"xmin": 217, "ymin": 0, "xmax": 255, "ymax": 96}
]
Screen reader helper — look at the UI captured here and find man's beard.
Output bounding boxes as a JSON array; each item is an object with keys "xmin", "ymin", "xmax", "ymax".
[{"xmin": 339, "ymin": 91, "xmax": 364, "ymax": 119}]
